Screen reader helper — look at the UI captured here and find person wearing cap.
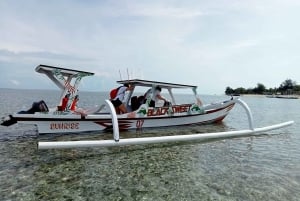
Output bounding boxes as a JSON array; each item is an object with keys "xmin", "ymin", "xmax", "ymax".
[
  {"xmin": 111, "ymin": 83, "xmax": 133, "ymax": 114},
  {"xmin": 149, "ymin": 86, "xmax": 168, "ymax": 107}
]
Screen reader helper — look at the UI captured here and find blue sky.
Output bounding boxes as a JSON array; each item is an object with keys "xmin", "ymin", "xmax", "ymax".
[{"xmin": 0, "ymin": 0, "xmax": 299, "ymax": 94}]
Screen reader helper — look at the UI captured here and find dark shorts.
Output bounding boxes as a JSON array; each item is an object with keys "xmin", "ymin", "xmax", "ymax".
[
  {"xmin": 149, "ymin": 100, "xmax": 155, "ymax": 107},
  {"xmin": 111, "ymin": 98, "xmax": 122, "ymax": 107}
]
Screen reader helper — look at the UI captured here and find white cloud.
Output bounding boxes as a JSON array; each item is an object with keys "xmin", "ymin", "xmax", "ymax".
[
  {"xmin": 1, "ymin": 0, "xmax": 300, "ymax": 94},
  {"xmin": 127, "ymin": 4, "xmax": 205, "ymax": 19},
  {"xmin": 231, "ymin": 40, "xmax": 259, "ymax": 49},
  {"xmin": 10, "ymin": 79, "xmax": 20, "ymax": 86}
]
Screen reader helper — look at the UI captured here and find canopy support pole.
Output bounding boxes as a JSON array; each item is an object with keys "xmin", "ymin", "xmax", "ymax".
[
  {"xmin": 233, "ymin": 98, "xmax": 254, "ymax": 130},
  {"xmin": 105, "ymin": 99, "xmax": 119, "ymax": 142}
]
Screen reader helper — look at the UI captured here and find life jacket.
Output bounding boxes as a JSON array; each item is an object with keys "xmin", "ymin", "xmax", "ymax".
[
  {"xmin": 70, "ymin": 98, "xmax": 78, "ymax": 111},
  {"xmin": 61, "ymin": 97, "xmax": 69, "ymax": 111},
  {"xmin": 110, "ymin": 86, "xmax": 121, "ymax": 99}
]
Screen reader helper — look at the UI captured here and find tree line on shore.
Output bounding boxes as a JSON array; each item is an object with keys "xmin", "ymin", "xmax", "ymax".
[{"xmin": 225, "ymin": 79, "xmax": 300, "ymax": 95}]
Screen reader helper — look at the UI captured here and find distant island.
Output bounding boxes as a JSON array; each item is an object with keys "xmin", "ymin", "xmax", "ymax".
[{"xmin": 225, "ymin": 79, "xmax": 300, "ymax": 96}]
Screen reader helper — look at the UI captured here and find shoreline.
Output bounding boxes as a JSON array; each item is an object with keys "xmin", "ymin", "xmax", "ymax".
[{"xmin": 236, "ymin": 94, "xmax": 300, "ymax": 98}]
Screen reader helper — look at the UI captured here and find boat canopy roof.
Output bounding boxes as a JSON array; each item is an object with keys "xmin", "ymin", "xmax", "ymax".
[
  {"xmin": 117, "ymin": 79, "xmax": 197, "ymax": 89},
  {"xmin": 35, "ymin": 64, "xmax": 94, "ymax": 105},
  {"xmin": 35, "ymin": 64, "xmax": 94, "ymax": 77}
]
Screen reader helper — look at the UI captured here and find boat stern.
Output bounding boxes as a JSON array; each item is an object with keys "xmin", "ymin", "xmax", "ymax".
[{"xmin": 1, "ymin": 114, "xmax": 17, "ymax": 126}]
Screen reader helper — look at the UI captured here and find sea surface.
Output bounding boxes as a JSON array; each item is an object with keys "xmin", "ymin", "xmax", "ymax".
[{"xmin": 0, "ymin": 88, "xmax": 299, "ymax": 201}]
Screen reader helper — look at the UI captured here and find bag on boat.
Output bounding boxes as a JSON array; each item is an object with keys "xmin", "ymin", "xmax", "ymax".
[{"xmin": 110, "ymin": 87, "xmax": 121, "ymax": 99}]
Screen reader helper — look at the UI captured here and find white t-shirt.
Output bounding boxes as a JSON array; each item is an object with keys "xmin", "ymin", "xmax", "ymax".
[
  {"xmin": 113, "ymin": 86, "xmax": 127, "ymax": 101},
  {"xmin": 151, "ymin": 89, "xmax": 161, "ymax": 102}
]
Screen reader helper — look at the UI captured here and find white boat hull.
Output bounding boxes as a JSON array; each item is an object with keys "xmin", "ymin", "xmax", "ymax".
[{"xmin": 12, "ymin": 99, "xmax": 235, "ymax": 134}]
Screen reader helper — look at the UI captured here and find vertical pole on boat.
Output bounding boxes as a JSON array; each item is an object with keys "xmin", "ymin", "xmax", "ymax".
[
  {"xmin": 167, "ymin": 88, "xmax": 176, "ymax": 105},
  {"xmin": 192, "ymin": 87, "xmax": 203, "ymax": 106},
  {"xmin": 105, "ymin": 100, "xmax": 120, "ymax": 142},
  {"xmin": 234, "ymin": 98, "xmax": 254, "ymax": 130}
]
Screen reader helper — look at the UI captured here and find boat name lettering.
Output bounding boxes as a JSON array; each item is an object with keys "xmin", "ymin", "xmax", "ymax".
[
  {"xmin": 50, "ymin": 122, "xmax": 79, "ymax": 130},
  {"xmin": 147, "ymin": 105, "xmax": 191, "ymax": 116}
]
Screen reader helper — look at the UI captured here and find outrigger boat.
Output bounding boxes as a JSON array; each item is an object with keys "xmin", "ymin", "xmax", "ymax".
[
  {"xmin": 0, "ymin": 65, "xmax": 294, "ymax": 149},
  {"xmin": 1, "ymin": 64, "xmax": 237, "ymax": 133}
]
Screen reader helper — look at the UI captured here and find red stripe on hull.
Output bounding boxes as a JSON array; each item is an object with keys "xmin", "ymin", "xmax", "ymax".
[{"xmin": 206, "ymin": 103, "xmax": 235, "ymax": 114}]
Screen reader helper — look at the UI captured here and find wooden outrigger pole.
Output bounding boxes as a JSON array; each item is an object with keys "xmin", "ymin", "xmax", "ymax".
[{"xmin": 38, "ymin": 99, "xmax": 294, "ymax": 149}]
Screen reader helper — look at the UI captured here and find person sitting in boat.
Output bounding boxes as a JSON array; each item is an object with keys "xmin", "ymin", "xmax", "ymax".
[
  {"xmin": 70, "ymin": 95, "xmax": 79, "ymax": 111},
  {"xmin": 149, "ymin": 86, "xmax": 169, "ymax": 107},
  {"xmin": 136, "ymin": 88, "xmax": 152, "ymax": 106},
  {"xmin": 58, "ymin": 93, "xmax": 70, "ymax": 111},
  {"xmin": 110, "ymin": 83, "xmax": 133, "ymax": 114},
  {"xmin": 69, "ymin": 95, "xmax": 88, "ymax": 116}
]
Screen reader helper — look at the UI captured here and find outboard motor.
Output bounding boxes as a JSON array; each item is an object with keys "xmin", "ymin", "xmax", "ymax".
[
  {"xmin": 1, "ymin": 115, "xmax": 17, "ymax": 126},
  {"xmin": 1, "ymin": 100, "xmax": 49, "ymax": 127}
]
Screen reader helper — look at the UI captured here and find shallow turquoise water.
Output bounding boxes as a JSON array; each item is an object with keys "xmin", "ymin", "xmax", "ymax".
[{"xmin": 0, "ymin": 89, "xmax": 299, "ymax": 200}]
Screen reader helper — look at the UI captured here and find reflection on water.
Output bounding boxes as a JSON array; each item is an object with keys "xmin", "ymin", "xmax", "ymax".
[{"xmin": 0, "ymin": 89, "xmax": 300, "ymax": 200}]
